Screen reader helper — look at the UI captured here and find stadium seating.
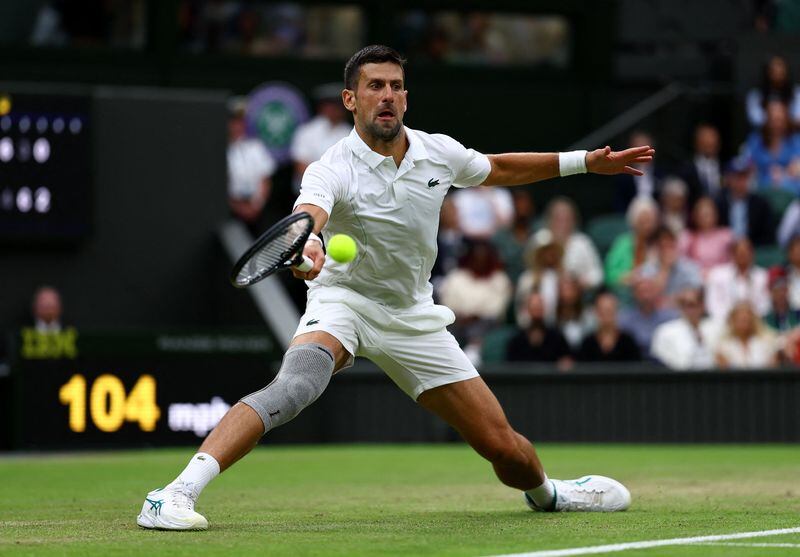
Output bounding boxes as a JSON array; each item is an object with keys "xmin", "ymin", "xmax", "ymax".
[
  {"xmin": 480, "ymin": 325, "xmax": 518, "ymax": 364},
  {"xmin": 755, "ymin": 244, "xmax": 785, "ymax": 268},
  {"xmin": 762, "ymin": 189, "xmax": 796, "ymax": 218}
]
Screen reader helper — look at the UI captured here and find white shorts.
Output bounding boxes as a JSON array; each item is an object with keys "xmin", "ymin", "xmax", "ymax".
[{"xmin": 293, "ymin": 290, "xmax": 479, "ymax": 400}]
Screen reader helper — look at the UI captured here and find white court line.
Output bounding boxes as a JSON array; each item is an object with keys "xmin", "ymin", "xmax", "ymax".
[
  {"xmin": 698, "ymin": 542, "xmax": 800, "ymax": 548},
  {"xmin": 487, "ymin": 526, "xmax": 800, "ymax": 557}
]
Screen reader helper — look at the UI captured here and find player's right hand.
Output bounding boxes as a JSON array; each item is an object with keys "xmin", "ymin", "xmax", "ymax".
[{"xmin": 292, "ymin": 239, "xmax": 325, "ymax": 281}]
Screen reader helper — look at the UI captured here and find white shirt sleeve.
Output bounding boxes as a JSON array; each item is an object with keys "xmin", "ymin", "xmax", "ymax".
[
  {"xmin": 293, "ymin": 161, "xmax": 344, "ymax": 215},
  {"xmin": 430, "ymin": 134, "xmax": 491, "ymax": 188}
]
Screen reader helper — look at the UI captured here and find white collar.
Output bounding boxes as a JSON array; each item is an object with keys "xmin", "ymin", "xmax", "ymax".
[{"xmin": 345, "ymin": 126, "xmax": 428, "ymax": 169}]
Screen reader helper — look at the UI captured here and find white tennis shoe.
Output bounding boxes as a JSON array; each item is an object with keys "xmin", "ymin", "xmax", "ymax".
[
  {"xmin": 136, "ymin": 481, "xmax": 208, "ymax": 530},
  {"xmin": 524, "ymin": 475, "xmax": 631, "ymax": 512}
]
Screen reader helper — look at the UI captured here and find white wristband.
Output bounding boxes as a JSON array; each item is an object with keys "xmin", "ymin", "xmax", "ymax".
[
  {"xmin": 558, "ymin": 150, "xmax": 588, "ymax": 177},
  {"xmin": 307, "ymin": 232, "xmax": 322, "ymax": 245}
]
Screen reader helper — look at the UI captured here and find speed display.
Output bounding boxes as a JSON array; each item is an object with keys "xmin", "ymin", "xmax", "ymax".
[{"xmin": 0, "ymin": 89, "xmax": 92, "ymax": 243}]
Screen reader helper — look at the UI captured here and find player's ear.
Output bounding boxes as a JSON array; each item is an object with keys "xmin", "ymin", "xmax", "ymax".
[{"xmin": 342, "ymin": 89, "xmax": 356, "ymax": 113}]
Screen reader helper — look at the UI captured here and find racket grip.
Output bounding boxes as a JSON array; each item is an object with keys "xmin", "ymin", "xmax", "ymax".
[{"xmin": 294, "ymin": 255, "xmax": 313, "ymax": 273}]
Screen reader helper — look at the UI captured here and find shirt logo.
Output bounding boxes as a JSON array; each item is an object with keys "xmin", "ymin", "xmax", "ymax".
[
  {"xmin": 306, "ymin": 318, "xmax": 320, "ymax": 326},
  {"xmin": 427, "ymin": 178, "xmax": 440, "ymax": 188}
]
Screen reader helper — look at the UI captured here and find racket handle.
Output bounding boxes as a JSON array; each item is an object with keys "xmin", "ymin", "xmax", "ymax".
[{"xmin": 294, "ymin": 255, "xmax": 314, "ymax": 273}]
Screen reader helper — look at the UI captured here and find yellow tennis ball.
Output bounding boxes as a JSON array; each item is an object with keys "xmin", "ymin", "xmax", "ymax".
[{"xmin": 327, "ymin": 234, "xmax": 357, "ymax": 263}]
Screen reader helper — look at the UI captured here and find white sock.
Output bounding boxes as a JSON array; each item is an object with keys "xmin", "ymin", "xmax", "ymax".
[
  {"xmin": 526, "ymin": 474, "xmax": 555, "ymax": 509},
  {"xmin": 172, "ymin": 452, "xmax": 220, "ymax": 500}
]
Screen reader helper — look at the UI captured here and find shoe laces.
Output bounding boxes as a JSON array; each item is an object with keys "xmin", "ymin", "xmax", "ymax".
[{"xmin": 169, "ymin": 481, "xmax": 197, "ymax": 512}]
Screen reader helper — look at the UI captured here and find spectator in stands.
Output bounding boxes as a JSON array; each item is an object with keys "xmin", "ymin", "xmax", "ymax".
[
  {"xmin": 439, "ymin": 240, "xmax": 512, "ymax": 361},
  {"xmin": 787, "ymin": 235, "xmax": 800, "ymax": 310},
  {"xmin": 290, "ymin": 83, "xmax": 352, "ymax": 191},
  {"xmin": 777, "ymin": 199, "xmax": 800, "ymax": 248},
  {"xmin": 744, "ymin": 100, "xmax": 800, "ymax": 192},
  {"xmin": 679, "ymin": 196, "xmax": 734, "ymax": 274},
  {"xmin": 542, "ymin": 197, "xmax": 603, "ymax": 291},
  {"xmin": 32, "ymin": 286, "xmax": 63, "ymax": 333},
  {"xmin": 614, "ymin": 130, "xmax": 665, "ymax": 211},
  {"xmin": 618, "ymin": 277, "xmax": 679, "ymax": 359},
  {"xmin": 452, "ymin": 186, "xmax": 513, "ymax": 239},
  {"xmin": 492, "ymin": 190, "xmax": 536, "ymax": 284},
  {"xmin": 705, "ymin": 238, "xmax": 770, "ymax": 320},
  {"xmin": 506, "ymin": 291, "xmax": 573, "ymax": 370},
  {"xmin": 515, "ymin": 229, "xmax": 563, "ymax": 327},
  {"xmin": 605, "ymin": 196, "xmax": 659, "ymax": 291},
  {"xmin": 715, "ymin": 155, "xmax": 775, "ymax": 245},
  {"xmin": 639, "ymin": 226, "xmax": 702, "ymax": 308},
  {"xmin": 659, "ymin": 176, "xmax": 690, "ymax": 236},
  {"xmin": 555, "ymin": 275, "xmax": 594, "ymax": 350},
  {"xmin": 578, "ymin": 290, "xmax": 641, "ymax": 363},
  {"xmin": 767, "ymin": 264, "xmax": 800, "ymax": 363},
  {"xmin": 746, "ymin": 55, "xmax": 800, "ymax": 128},
  {"xmin": 431, "ymin": 195, "xmax": 466, "ymax": 293},
  {"xmin": 764, "ymin": 266, "xmax": 800, "ymax": 332},
  {"xmin": 651, "ymin": 287, "xmax": 719, "ymax": 370},
  {"xmin": 715, "ymin": 301, "xmax": 778, "ymax": 368},
  {"xmin": 681, "ymin": 123, "xmax": 723, "ymax": 200},
  {"xmin": 227, "ymin": 98, "xmax": 276, "ymax": 227}
]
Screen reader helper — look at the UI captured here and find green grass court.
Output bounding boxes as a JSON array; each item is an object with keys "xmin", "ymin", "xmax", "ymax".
[{"xmin": 1, "ymin": 444, "xmax": 799, "ymax": 556}]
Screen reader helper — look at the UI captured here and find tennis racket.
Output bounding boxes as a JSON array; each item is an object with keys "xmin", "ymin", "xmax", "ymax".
[{"xmin": 230, "ymin": 211, "xmax": 316, "ymax": 288}]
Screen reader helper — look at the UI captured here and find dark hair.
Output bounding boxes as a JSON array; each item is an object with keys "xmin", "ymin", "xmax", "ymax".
[
  {"xmin": 760, "ymin": 55, "xmax": 793, "ymax": 107},
  {"xmin": 344, "ymin": 45, "xmax": 406, "ymax": 90},
  {"xmin": 457, "ymin": 240, "xmax": 504, "ymax": 278},
  {"xmin": 652, "ymin": 225, "xmax": 677, "ymax": 244},
  {"xmin": 592, "ymin": 287, "xmax": 616, "ymax": 306}
]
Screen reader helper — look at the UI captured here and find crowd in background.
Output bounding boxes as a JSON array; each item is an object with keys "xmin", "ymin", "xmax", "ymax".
[{"xmin": 431, "ymin": 53, "xmax": 800, "ymax": 370}]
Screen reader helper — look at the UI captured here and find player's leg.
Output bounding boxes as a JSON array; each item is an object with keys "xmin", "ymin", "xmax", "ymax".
[
  {"xmin": 417, "ymin": 377, "xmax": 545, "ymax": 491},
  {"xmin": 137, "ymin": 331, "xmax": 350, "ymax": 530},
  {"xmin": 200, "ymin": 331, "xmax": 351, "ymax": 471},
  {"xmin": 372, "ymin": 328, "xmax": 629, "ymax": 512},
  {"xmin": 417, "ymin": 377, "xmax": 631, "ymax": 512}
]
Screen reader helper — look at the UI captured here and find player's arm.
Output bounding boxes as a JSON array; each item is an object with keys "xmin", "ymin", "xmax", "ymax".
[
  {"xmin": 481, "ymin": 146, "xmax": 655, "ymax": 186},
  {"xmin": 291, "ymin": 203, "xmax": 329, "ymax": 280}
]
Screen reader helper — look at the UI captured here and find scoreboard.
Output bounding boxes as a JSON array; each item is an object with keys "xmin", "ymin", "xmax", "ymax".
[
  {"xmin": 0, "ymin": 89, "xmax": 92, "ymax": 243},
  {"xmin": 11, "ymin": 330, "xmax": 281, "ymax": 448}
]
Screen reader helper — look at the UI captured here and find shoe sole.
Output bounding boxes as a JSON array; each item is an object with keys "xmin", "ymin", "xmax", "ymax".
[{"xmin": 137, "ymin": 513, "xmax": 208, "ymax": 531}]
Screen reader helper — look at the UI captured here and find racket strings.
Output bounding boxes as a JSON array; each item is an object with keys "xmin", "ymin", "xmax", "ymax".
[{"xmin": 237, "ymin": 218, "xmax": 311, "ymax": 284}]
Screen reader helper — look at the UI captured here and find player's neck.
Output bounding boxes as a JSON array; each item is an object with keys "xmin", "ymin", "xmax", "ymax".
[{"xmin": 355, "ymin": 124, "xmax": 408, "ymax": 167}]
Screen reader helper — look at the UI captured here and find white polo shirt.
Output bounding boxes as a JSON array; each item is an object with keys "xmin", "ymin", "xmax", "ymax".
[{"xmin": 293, "ymin": 126, "xmax": 491, "ymax": 322}]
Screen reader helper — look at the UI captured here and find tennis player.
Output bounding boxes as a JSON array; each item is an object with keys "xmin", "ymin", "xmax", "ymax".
[{"xmin": 138, "ymin": 45, "xmax": 655, "ymax": 530}]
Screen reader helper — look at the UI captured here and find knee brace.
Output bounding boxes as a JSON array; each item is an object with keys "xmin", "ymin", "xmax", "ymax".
[{"xmin": 240, "ymin": 343, "xmax": 334, "ymax": 434}]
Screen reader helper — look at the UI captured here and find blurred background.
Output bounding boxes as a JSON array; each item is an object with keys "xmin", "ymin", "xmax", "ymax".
[{"xmin": 1, "ymin": 0, "xmax": 799, "ymax": 451}]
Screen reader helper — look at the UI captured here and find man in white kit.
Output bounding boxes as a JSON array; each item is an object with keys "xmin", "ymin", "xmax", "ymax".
[{"xmin": 137, "ymin": 45, "xmax": 655, "ymax": 530}]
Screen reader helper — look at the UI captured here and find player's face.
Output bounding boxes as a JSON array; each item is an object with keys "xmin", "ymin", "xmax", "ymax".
[{"xmin": 345, "ymin": 62, "xmax": 407, "ymax": 142}]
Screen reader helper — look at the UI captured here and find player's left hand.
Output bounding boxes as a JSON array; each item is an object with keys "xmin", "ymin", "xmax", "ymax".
[{"xmin": 586, "ymin": 145, "xmax": 655, "ymax": 176}]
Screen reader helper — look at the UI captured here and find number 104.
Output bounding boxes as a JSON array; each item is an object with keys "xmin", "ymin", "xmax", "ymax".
[{"xmin": 58, "ymin": 374, "xmax": 160, "ymax": 433}]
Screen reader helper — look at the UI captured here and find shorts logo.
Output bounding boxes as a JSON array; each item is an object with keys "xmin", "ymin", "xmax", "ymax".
[
  {"xmin": 427, "ymin": 178, "xmax": 440, "ymax": 188},
  {"xmin": 306, "ymin": 318, "xmax": 320, "ymax": 326}
]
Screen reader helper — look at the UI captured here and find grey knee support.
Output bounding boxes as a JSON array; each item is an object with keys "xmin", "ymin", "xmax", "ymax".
[{"xmin": 240, "ymin": 343, "xmax": 334, "ymax": 434}]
